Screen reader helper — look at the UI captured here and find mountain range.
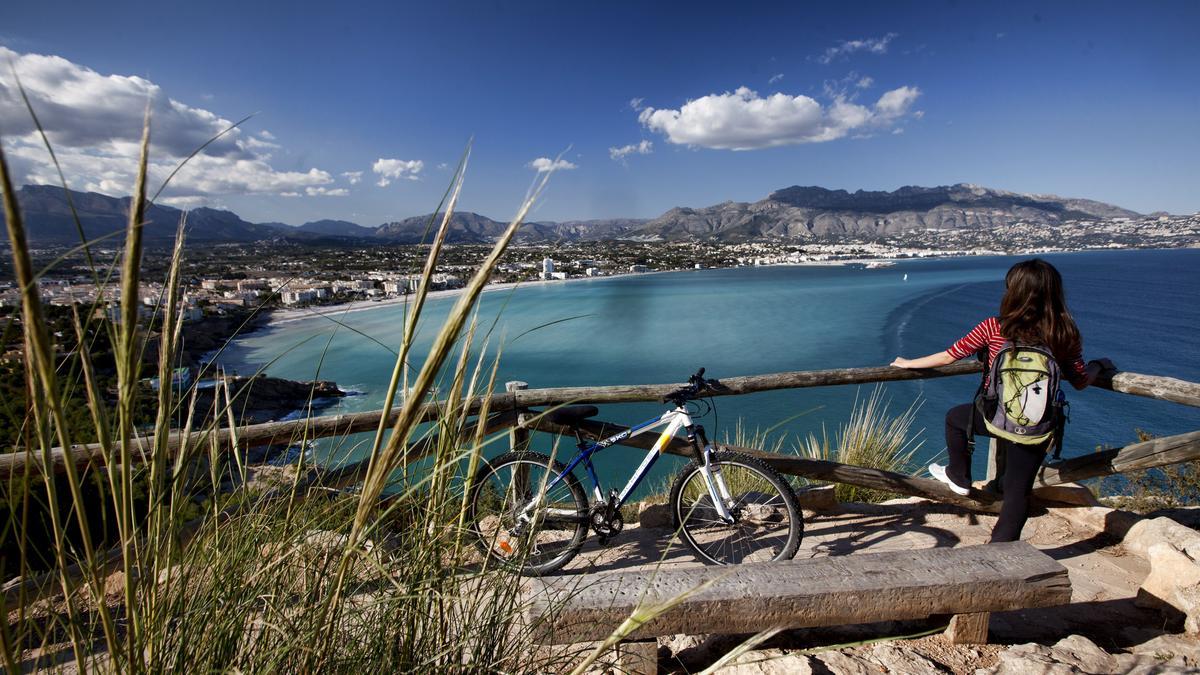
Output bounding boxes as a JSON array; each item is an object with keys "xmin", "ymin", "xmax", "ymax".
[{"xmin": 1, "ymin": 183, "xmax": 1143, "ymax": 246}]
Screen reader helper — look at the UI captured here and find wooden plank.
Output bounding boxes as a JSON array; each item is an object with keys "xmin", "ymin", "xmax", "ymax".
[
  {"xmin": 525, "ymin": 541, "xmax": 1070, "ymax": 644},
  {"xmin": 946, "ymin": 612, "xmax": 990, "ymax": 644}
]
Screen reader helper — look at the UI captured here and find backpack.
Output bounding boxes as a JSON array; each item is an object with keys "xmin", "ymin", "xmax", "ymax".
[{"xmin": 974, "ymin": 341, "xmax": 1069, "ymax": 455}]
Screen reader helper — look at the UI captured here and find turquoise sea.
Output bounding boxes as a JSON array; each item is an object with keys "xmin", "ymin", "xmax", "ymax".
[{"xmin": 220, "ymin": 248, "xmax": 1200, "ymax": 497}]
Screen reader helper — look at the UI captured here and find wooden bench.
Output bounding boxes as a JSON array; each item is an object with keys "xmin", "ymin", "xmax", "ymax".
[{"xmin": 526, "ymin": 541, "xmax": 1071, "ymax": 672}]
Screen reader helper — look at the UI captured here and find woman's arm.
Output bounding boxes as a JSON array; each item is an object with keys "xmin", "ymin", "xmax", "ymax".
[
  {"xmin": 1071, "ymin": 358, "xmax": 1116, "ymax": 391},
  {"xmin": 891, "ymin": 351, "xmax": 957, "ymax": 369}
]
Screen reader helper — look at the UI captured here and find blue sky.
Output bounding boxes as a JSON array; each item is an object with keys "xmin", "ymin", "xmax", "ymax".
[{"xmin": 1, "ymin": 1, "xmax": 1197, "ymax": 224}]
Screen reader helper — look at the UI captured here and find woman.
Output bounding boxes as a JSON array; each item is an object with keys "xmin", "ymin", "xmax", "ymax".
[{"xmin": 891, "ymin": 258, "xmax": 1112, "ymax": 542}]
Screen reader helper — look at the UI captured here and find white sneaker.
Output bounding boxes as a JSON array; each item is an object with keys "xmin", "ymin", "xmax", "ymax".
[{"xmin": 929, "ymin": 463, "xmax": 970, "ymax": 496}]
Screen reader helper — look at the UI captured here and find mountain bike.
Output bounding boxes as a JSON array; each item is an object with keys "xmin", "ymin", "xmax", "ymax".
[{"xmin": 467, "ymin": 369, "xmax": 803, "ymax": 575}]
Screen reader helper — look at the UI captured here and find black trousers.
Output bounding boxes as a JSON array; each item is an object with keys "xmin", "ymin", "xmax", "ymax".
[{"xmin": 944, "ymin": 403, "xmax": 1048, "ymax": 543}]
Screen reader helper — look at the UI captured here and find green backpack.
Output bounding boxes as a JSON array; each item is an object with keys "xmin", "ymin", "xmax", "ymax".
[{"xmin": 974, "ymin": 341, "xmax": 1068, "ymax": 455}]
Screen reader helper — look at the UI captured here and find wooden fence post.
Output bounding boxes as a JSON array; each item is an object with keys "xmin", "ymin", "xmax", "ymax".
[
  {"xmin": 506, "ymin": 381, "xmax": 531, "ymax": 453},
  {"xmin": 507, "ymin": 381, "xmax": 531, "ymax": 496},
  {"xmin": 985, "ymin": 438, "xmax": 1005, "ymax": 493}
]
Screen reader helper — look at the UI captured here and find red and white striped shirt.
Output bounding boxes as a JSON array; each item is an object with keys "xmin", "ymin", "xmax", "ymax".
[{"xmin": 947, "ymin": 316, "xmax": 1087, "ymax": 385}]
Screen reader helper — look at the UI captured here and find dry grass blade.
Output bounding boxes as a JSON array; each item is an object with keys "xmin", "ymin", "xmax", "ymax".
[{"xmin": 368, "ymin": 144, "xmax": 471, "ymax": 462}]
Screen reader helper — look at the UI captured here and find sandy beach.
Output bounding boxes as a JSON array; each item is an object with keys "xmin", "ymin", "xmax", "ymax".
[
  {"xmin": 264, "ymin": 258, "xmax": 916, "ymax": 328},
  {"xmin": 266, "ymin": 272, "xmax": 664, "ymax": 327}
]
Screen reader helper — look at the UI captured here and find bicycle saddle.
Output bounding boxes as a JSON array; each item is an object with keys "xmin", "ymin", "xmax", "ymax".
[{"xmin": 547, "ymin": 405, "xmax": 599, "ymax": 427}]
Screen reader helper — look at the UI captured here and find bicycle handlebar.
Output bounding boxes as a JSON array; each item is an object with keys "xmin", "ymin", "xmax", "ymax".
[{"xmin": 663, "ymin": 367, "xmax": 726, "ymax": 404}]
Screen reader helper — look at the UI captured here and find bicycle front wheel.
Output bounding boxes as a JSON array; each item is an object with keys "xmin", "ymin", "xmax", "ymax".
[
  {"xmin": 467, "ymin": 451, "xmax": 588, "ymax": 575},
  {"xmin": 669, "ymin": 451, "xmax": 802, "ymax": 565}
]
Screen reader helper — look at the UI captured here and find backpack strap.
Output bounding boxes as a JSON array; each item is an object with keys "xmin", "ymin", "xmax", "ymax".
[
  {"xmin": 1051, "ymin": 393, "xmax": 1070, "ymax": 461},
  {"xmin": 965, "ymin": 346, "xmax": 990, "ymax": 453}
]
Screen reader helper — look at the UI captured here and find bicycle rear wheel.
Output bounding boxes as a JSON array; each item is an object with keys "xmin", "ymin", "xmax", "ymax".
[
  {"xmin": 669, "ymin": 451, "xmax": 802, "ymax": 565},
  {"xmin": 467, "ymin": 451, "xmax": 588, "ymax": 575}
]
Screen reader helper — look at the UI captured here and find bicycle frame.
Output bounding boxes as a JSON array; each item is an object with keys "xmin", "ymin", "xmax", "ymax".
[{"xmin": 537, "ymin": 404, "xmax": 736, "ymax": 523}]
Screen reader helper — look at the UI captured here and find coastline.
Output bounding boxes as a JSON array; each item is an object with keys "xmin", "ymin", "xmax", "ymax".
[
  {"xmin": 260, "ymin": 245, "xmax": 1192, "ymax": 330},
  {"xmin": 266, "ymin": 271, "xmax": 672, "ymax": 326}
]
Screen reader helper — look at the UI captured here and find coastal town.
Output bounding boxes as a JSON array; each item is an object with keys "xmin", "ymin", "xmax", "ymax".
[{"xmin": 1, "ymin": 211, "xmax": 1197, "ymax": 317}]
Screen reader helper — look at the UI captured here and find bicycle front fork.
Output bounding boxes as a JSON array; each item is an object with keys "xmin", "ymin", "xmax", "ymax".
[{"xmin": 690, "ymin": 425, "xmax": 736, "ymax": 524}]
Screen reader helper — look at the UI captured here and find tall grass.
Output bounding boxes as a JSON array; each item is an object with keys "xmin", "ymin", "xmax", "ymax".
[
  {"xmin": 0, "ymin": 107, "xmax": 575, "ymax": 672},
  {"xmin": 800, "ymin": 386, "xmax": 924, "ymax": 503}
]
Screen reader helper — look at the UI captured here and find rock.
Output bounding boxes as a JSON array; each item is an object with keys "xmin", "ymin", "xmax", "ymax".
[
  {"xmin": 1128, "ymin": 632, "xmax": 1200, "ymax": 667},
  {"xmin": 980, "ymin": 634, "xmax": 1198, "ymax": 674},
  {"xmin": 1133, "ymin": 538, "xmax": 1200, "ymax": 629},
  {"xmin": 715, "ymin": 649, "xmax": 819, "ymax": 674},
  {"xmin": 812, "ymin": 650, "xmax": 878, "ymax": 674},
  {"xmin": 796, "ymin": 485, "xmax": 837, "ymax": 511},
  {"xmin": 1124, "ymin": 517, "xmax": 1200, "ymax": 560},
  {"xmin": 638, "ymin": 502, "xmax": 672, "ymax": 529},
  {"xmin": 1047, "ymin": 505, "xmax": 1141, "ymax": 541},
  {"xmin": 861, "ymin": 643, "xmax": 944, "ymax": 674},
  {"xmin": 1032, "ymin": 482, "xmax": 1100, "ymax": 507}
]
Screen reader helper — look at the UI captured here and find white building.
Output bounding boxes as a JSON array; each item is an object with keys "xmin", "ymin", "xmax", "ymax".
[{"xmin": 542, "ymin": 257, "xmax": 555, "ymax": 280}]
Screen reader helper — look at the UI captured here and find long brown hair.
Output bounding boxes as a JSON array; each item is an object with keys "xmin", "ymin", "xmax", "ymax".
[{"xmin": 999, "ymin": 258, "xmax": 1082, "ymax": 358}]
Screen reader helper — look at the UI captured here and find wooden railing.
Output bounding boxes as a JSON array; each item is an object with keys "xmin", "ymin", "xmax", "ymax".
[
  {"xmin": 4, "ymin": 362, "xmax": 1199, "ymax": 486},
  {"xmin": 3, "ymin": 362, "xmax": 1198, "ymax": 606}
]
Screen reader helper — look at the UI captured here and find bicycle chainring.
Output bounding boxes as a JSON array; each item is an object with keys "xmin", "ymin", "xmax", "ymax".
[{"xmin": 589, "ymin": 504, "xmax": 624, "ymax": 543}]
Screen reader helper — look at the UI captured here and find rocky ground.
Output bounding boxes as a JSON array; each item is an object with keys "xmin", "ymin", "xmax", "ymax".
[
  {"xmin": 189, "ymin": 373, "xmax": 346, "ymax": 425},
  {"xmin": 546, "ymin": 488, "xmax": 1200, "ymax": 674}
]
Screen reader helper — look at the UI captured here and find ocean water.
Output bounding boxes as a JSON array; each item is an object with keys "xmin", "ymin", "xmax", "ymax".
[{"xmin": 220, "ymin": 248, "xmax": 1200, "ymax": 496}]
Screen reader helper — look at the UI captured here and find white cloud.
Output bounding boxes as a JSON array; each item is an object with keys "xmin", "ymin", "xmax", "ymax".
[
  {"xmin": 768, "ymin": 73, "xmax": 785, "ymax": 85},
  {"xmin": 638, "ymin": 85, "xmax": 921, "ymax": 150},
  {"xmin": 0, "ymin": 46, "xmax": 335, "ymax": 200},
  {"xmin": 341, "ymin": 170, "xmax": 363, "ymax": 184},
  {"xmin": 609, "ymin": 140, "xmax": 653, "ymax": 161},
  {"xmin": 856, "ymin": 76, "xmax": 874, "ymax": 89},
  {"xmin": 437, "ymin": 162, "xmax": 449, "ymax": 170},
  {"xmin": 528, "ymin": 157, "xmax": 577, "ymax": 172},
  {"xmin": 873, "ymin": 86, "xmax": 921, "ymax": 119},
  {"xmin": 258, "ymin": 130, "xmax": 276, "ymax": 140},
  {"xmin": 372, "ymin": 158, "xmax": 423, "ymax": 187},
  {"xmin": 629, "ymin": 97, "xmax": 645, "ymax": 111},
  {"xmin": 818, "ymin": 33, "xmax": 898, "ymax": 64},
  {"xmin": 306, "ymin": 186, "xmax": 349, "ymax": 197}
]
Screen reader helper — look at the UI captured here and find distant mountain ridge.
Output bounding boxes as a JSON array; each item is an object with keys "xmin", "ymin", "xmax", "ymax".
[
  {"xmin": 630, "ymin": 184, "xmax": 1142, "ymax": 241},
  {"xmin": 2, "ymin": 182, "xmax": 1143, "ymax": 245}
]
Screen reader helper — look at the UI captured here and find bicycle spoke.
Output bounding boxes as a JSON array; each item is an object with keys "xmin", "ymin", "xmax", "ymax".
[{"xmin": 470, "ymin": 455, "xmax": 587, "ymax": 574}]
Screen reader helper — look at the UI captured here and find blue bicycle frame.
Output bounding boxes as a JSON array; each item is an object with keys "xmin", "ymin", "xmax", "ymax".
[{"xmin": 531, "ymin": 403, "xmax": 736, "ymax": 523}]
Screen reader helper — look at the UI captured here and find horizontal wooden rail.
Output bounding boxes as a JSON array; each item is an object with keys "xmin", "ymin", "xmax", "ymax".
[
  {"xmin": 523, "ymin": 414, "xmax": 1003, "ymax": 512},
  {"xmin": 5, "ymin": 362, "xmax": 1198, "ymax": 479}
]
